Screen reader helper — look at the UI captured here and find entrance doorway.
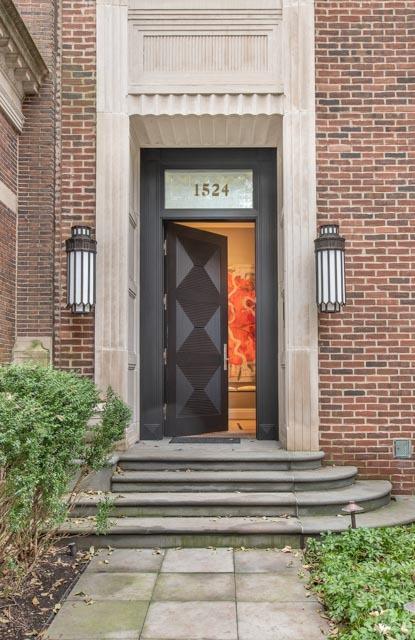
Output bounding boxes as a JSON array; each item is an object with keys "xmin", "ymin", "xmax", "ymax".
[
  {"xmin": 140, "ymin": 148, "xmax": 277, "ymax": 441},
  {"xmin": 166, "ymin": 221, "xmax": 256, "ymax": 438}
]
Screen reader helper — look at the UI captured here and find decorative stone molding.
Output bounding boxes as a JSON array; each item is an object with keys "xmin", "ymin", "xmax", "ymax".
[
  {"xmin": 131, "ymin": 113, "xmax": 282, "ymax": 147},
  {"xmin": 128, "ymin": 0, "xmax": 282, "ymax": 94},
  {"xmin": 129, "ymin": 92, "xmax": 283, "ymax": 146},
  {"xmin": 129, "ymin": 92, "xmax": 283, "ymax": 116},
  {"xmin": 0, "ymin": 179, "xmax": 17, "ymax": 214},
  {"xmin": 0, "ymin": 0, "xmax": 48, "ymax": 130}
]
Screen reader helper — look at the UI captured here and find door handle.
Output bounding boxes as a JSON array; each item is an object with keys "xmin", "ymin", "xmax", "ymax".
[{"xmin": 223, "ymin": 343, "xmax": 228, "ymax": 371}]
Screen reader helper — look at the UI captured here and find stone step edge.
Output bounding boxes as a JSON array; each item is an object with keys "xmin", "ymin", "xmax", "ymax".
[
  {"xmin": 118, "ymin": 450, "xmax": 325, "ymax": 463},
  {"xmin": 63, "ymin": 497, "xmax": 415, "ymax": 537},
  {"xmin": 71, "ymin": 480, "xmax": 391, "ymax": 509},
  {"xmin": 112, "ymin": 466, "xmax": 358, "ymax": 483}
]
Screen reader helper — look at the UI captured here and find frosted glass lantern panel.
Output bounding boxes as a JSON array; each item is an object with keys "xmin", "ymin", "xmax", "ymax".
[{"xmin": 165, "ymin": 170, "xmax": 253, "ymax": 209}]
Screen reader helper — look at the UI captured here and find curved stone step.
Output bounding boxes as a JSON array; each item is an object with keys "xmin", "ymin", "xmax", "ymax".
[
  {"xmin": 118, "ymin": 449, "xmax": 325, "ymax": 472},
  {"xmin": 111, "ymin": 466, "xmax": 358, "ymax": 493},
  {"xmin": 63, "ymin": 496, "xmax": 415, "ymax": 549},
  {"xmin": 71, "ymin": 480, "xmax": 391, "ymax": 518}
]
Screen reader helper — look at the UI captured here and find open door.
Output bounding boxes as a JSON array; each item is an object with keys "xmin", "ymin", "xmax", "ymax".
[{"xmin": 165, "ymin": 223, "xmax": 228, "ymax": 436}]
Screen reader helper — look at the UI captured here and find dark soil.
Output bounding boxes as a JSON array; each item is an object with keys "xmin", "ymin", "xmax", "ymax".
[{"xmin": 0, "ymin": 544, "xmax": 90, "ymax": 639}]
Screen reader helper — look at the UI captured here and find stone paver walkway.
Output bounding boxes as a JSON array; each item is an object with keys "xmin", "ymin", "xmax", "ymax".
[{"xmin": 45, "ymin": 547, "xmax": 329, "ymax": 640}]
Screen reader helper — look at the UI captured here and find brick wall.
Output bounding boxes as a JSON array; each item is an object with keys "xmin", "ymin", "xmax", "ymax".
[
  {"xmin": 53, "ymin": 0, "xmax": 96, "ymax": 376},
  {"xmin": 0, "ymin": 111, "xmax": 18, "ymax": 364},
  {"xmin": 0, "ymin": 112, "xmax": 18, "ymax": 194},
  {"xmin": 315, "ymin": 1, "xmax": 415, "ymax": 493},
  {"xmin": 15, "ymin": 0, "xmax": 56, "ymax": 341},
  {"xmin": 14, "ymin": 0, "xmax": 96, "ymax": 376}
]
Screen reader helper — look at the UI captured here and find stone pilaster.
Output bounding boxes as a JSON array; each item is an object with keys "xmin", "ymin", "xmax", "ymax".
[
  {"xmin": 95, "ymin": 0, "xmax": 130, "ymax": 405},
  {"xmin": 280, "ymin": 0, "xmax": 319, "ymax": 450}
]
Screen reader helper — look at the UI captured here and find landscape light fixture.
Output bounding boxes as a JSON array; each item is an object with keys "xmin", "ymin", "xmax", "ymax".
[
  {"xmin": 315, "ymin": 224, "xmax": 346, "ymax": 313},
  {"xmin": 341, "ymin": 500, "xmax": 363, "ymax": 529},
  {"xmin": 66, "ymin": 226, "xmax": 97, "ymax": 313}
]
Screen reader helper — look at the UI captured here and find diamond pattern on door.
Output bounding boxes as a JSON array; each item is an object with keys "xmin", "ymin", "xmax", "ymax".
[
  {"xmin": 177, "ymin": 329, "xmax": 220, "ymax": 391},
  {"xmin": 176, "ymin": 267, "xmax": 219, "ymax": 327},
  {"xmin": 167, "ymin": 223, "xmax": 228, "ymax": 434},
  {"xmin": 176, "ymin": 301, "xmax": 194, "ymax": 351},
  {"xmin": 176, "ymin": 238, "xmax": 194, "ymax": 286}
]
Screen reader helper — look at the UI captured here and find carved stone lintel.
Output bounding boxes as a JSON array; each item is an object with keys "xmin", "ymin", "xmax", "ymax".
[{"xmin": 0, "ymin": 0, "xmax": 48, "ymax": 130}]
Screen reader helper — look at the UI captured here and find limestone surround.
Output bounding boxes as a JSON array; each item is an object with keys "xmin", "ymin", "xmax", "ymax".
[{"xmin": 95, "ymin": 0, "xmax": 319, "ymax": 451}]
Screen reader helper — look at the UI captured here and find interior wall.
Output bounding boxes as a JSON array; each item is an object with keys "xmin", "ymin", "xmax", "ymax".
[{"xmin": 181, "ymin": 222, "xmax": 254, "ymax": 264}]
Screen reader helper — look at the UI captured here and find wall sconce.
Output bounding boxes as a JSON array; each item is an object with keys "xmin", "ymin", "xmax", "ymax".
[
  {"xmin": 66, "ymin": 226, "xmax": 97, "ymax": 313},
  {"xmin": 315, "ymin": 224, "xmax": 346, "ymax": 313}
]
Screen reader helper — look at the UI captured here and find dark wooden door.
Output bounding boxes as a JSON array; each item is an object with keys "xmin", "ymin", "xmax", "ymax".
[{"xmin": 165, "ymin": 223, "xmax": 228, "ymax": 436}]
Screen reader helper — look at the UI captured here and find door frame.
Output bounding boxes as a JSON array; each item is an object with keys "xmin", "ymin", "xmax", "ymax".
[{"xmin": 140, "ymin": 148, "xmax": 278, "ymax": 440}]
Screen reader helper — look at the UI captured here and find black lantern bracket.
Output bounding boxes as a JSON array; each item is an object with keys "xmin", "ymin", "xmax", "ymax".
[
  {"xmin": 66, "ymin": 226, "xmax": 97, "ymax": 314},
  {"xmin": 314, "ymin": 224, "xmax": 346, "ymax": 313}
]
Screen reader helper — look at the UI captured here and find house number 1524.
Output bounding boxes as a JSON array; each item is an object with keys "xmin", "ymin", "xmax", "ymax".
[{"xmin": 194, "ymin": 183, "xmax": 229, "ymax": 197}]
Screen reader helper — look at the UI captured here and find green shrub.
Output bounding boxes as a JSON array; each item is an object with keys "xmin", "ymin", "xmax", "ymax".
[
  {"xmin": 86, "ymin": 387, "xmax": 131, "ymax": 470},
  {"xmin": 306, "ymin": 526, "xmax": 415, "ymax": 639},
  {"xmin": 95, "ymin": 496, "xmax": 115, "ymax": 535},
  {"xmin": 0, "ymin": 363, "xmax": 130, "ymax": 566}
]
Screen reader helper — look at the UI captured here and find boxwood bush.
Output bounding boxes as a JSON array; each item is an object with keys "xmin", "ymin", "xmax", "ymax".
[
  {"xmin": 306, "ymin": 526, "xmax": 415, "ymax": 640},
  {"xmin": 0, "ymin": 363, "xmax": 131, "ymax": 566}
]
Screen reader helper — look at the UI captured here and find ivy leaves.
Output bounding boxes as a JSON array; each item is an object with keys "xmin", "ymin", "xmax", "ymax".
[{"xmin": 306, "ymin": 527, "xmax": 415, "ymax": 640}]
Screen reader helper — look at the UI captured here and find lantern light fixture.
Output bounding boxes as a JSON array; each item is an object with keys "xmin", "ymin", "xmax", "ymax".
[
  {"xmin": 66, "ymin": 226, "xmax": 97, "ymax": 314},
  {"xmin": 315, "ymin": 224, "xmax": 346, "ymax": 313}
]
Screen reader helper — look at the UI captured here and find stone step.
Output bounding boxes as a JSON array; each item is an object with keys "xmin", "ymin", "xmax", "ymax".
[
  {"xmin": 111, "ymin": 466, "xmax": 358, "ymax": 493},
  {"xmin": 71, "ymin": 480, "xmax": 391, "ymax": 518},
  {"xmin": 63, "ymin": 496, "xmax": 415, "ymax": 549},
  {"xmin": 118, "ymin": 449, "xmax": 325, "ymax": 472}
]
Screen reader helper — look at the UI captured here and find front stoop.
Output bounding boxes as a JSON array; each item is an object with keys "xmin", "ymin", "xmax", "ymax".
[{"xmin": 63, "ymin": 443, "xmax": 415, "ymax": 548}]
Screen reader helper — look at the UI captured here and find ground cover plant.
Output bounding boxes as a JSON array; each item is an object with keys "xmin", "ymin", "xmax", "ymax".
[
  {"xmin": 306, "ymin": 526, "xmax": 415, "ymax": 640},
  {"xmin": 0, "ymin": 363, "xmax": 131, "ymax": 572}
]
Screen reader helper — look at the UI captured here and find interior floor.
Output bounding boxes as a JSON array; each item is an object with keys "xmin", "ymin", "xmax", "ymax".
[{"xmin": 193, "ymin": 420, "xmax": 256, "ymax": 439}]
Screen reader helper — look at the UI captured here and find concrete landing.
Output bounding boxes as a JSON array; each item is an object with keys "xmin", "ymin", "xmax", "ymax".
[{"xmin": 45, "ymin": 547, "xmax": 330, "ymax": 640}]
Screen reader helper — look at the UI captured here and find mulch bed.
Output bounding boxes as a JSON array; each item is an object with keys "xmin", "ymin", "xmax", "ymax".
[{"xmin": 0, "ymin": 543, "xmax": 91, "ymax": 640}]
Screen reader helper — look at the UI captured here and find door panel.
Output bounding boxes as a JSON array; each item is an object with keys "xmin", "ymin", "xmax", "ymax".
[{"xmin": 166, "ymin": 223, "xmax": 228, "ymax": 436}]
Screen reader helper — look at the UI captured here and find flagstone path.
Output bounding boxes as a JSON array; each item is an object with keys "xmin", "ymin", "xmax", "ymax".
[{"xmin": 45, "ymin": 547, "xmax": 329, "ymax": 640}]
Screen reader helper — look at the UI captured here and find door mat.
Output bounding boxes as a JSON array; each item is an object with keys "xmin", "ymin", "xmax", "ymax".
[{"xmin": 170, "ymin": 437, "xmax": 241, "ymax": 444}]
